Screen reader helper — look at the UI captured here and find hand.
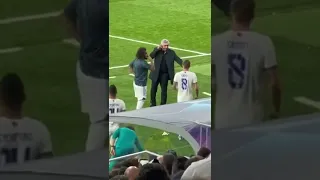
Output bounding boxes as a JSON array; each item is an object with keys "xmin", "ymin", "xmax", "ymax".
[
  {"xmin": 110, "ymin": 146, "xmax": 115, "ymax": 156},
  {"xmin": 157, "ymin": 45, "xmax": 162, "ymax": 49}
]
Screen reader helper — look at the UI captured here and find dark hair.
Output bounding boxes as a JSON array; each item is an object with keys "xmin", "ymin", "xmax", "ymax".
[
  {"xmin": 126, "ymin": 125, "xmax": 135, "ymax": 131},
  {"xmin": 230, "ymin": 0, "xmax": 255, "ymax": 23},
  {"xmin": 162, "ymin": 153, "xmax": 176, "ymax": 175},
  {"xmin": 184, "ymin": 156, "xmax": 203, "ymax": 169},
  {"xmin": 197, "ymin": 147, "xmax": 211, "ymax": 158},
  {"xmin": 167, "ymin": 149, "xmax": 177, "ymax": 157},
  {"xmin": 114, "ymin": 157, "xmax": 139, "ymax": 169},
  {"xmin": 110, "ymin": 175, "xmax": 128, "ymax": 180},
  {"xmin": 183, "ymin": 60, "xmax": 191, "ymax": 69},
  {"xmin": 109, "ymin": 84, "xmax": 117, "ymax": 96},
  {"xmin": 136, "ymin": 163, "xmax": 170, "ymax": 180},
  {"xmin": 136, "ymin": 47, "xmax": 147, "ymax": 60},
  {"xmin": 172, "ymin": 156, "xmax": 188, "ymax": 174},
  {"xmin": 109, "ymin": 168, "xmax": 124, "ymax": 178},
  {"xmin": 0, "ymin": 73, "xmax": 26, "ymax": 111}
]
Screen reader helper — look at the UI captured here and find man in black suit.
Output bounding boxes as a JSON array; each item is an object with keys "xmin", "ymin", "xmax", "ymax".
[{"xmin": 149, "ymin": 39, "xmax": 183, "ymax": 106}]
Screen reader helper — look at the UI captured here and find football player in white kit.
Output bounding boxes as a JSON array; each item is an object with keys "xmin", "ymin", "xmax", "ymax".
[
  {"xmin": 173, "ymin": 60, "xmax": 199, "ymax": 140},
  {"xmin": 109, "ymin": 85, "xmax": 126, "ymax": 136},
  {"xmin": 212, "ymin": 0, "xmax": 281, "ymax": 129},
  {"xmin": 0, "ymin": 73, "xmax": 53, "ymax": 167},
  {"xmin": 64, "ymin": 0, "xmax": 109, "ymax": 152},
  {"xmin": 173, "ymin": 60, "xmax": 199, "ymax": 102}
]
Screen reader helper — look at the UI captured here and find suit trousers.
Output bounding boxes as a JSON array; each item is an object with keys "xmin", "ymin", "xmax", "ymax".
[{"xmin": 150, "ymin": 72, "xmax": 169, "ymax": 106}]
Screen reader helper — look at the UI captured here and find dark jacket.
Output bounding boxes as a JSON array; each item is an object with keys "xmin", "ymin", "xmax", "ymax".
[{"xmin": 149, "ymin": 47, "xmax": 183, "ymax": 82}]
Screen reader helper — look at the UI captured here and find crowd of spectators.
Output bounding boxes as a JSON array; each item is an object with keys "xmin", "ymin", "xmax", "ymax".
[{"xmin": 109, "ymin": 147, "xmax": 211, "ymax": 180}]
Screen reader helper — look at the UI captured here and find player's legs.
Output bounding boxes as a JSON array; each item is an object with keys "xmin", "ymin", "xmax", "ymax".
[
  {"xmin": 150, "ymin": 79, "xmax": 160, "ymax": 106},
  {"xmin": 159, "ymin": 73, "xmax": 169, "ymax": 105},
  {"xmin": 86, "ymin": 118, "xmax": 108, "ymax": 151},
  {"xmin": 135, "ymin": 84, "xmax": 147, "ymax": 109},
  {"xmin": 76, "ymin": 62, "xmax": 109, "ymax": 151}
]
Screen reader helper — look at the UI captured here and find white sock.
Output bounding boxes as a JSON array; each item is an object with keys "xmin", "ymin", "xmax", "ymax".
[
  {"xmin": 136, "ymin": 99, "xmax": 145, "ymax": 109},
  {"xmin": 85, "ymin": 121, "xmax": 108, "ymax": 152}
]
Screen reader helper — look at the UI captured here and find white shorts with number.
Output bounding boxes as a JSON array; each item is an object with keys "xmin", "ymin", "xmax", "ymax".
[
  {"xmin": 76, "ymin": 62, "xmax": 108, "ymax": 123},
  {"xmin": 133, "ymin": 81, "xmax": 147, "ymax": 100}
]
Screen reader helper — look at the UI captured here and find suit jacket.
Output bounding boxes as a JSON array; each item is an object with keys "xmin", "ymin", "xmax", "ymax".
[{"xmin": 149, "ymin": 47, "xmax": 183, "ymax": 82}]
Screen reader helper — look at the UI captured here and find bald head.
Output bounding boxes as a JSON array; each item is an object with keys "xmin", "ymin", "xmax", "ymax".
[{"xmin": 124, "ymin": 166, "xmax": 139, "ymax": 180}]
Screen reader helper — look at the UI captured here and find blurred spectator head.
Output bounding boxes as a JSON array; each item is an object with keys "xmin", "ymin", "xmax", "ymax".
[
  {"xmin": 136, "ymin": 163, "xmax": 170, "ymax": 180},
  {"xmin": 124, "ymin": 166, "xmax": 140, "ymax": 180},
  {"xmin": 162, "ymin": 153, "xmax": 176, "ymax": 175},
  {"xmin": 110, "ymin": 175, "xmax": 129, "ymax": 180},
  {"xmin": 197, "ymin": 147, "xmax": 211, "ymax": 158},
  {"xmin": 172, "ymin": 156, "xmax": 188, "ymax": 174},
  {"xmin": 185, "ymin": 155, "xmax": 203, "ymax": 169},
  {"xmin": 167, "ymin": 149, "xmax": 177, "ymax": 157}
]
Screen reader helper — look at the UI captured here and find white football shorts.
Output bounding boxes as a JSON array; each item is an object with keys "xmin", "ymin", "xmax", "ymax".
[
  {"xmin": 76, "ymin": 62, "xmax": 108, "ymax": 123},
  {"xmin": 133, "ymin": 81, "xmax": 147, "ymax": 100}
]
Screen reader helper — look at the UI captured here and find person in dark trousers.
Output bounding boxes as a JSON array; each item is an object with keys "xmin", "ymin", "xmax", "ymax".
[
  {"xmin": 149, "ymin": 39, "xmax": 183, "ymax": 106},
  {"xmin": 63, "ymin": 0, "xmax": 109, "ymax": 152}
]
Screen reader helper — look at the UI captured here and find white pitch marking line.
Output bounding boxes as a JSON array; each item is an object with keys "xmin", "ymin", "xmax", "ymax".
[
  {"xmin": 202, "ymin": 92, "xmax": 211, "ymax": 96},
  {"xmin": 294, "ymin": 96, "xmax": 320, "ymax": 110},
  {"xmin": 109, "ymin": 54, "xmax": 211, "ymax": 70},
  {"xmin": 0, "ymin": 47, "xmax": 23, "ymax": 54},
  {"xmin": 0, "ymin": 11, "xmax": 210, "ymax": 55},
  {"xmin": 109, "ymin": 35, "xmax": 210, "ymax": 55},
  {"xmin": 109, "ymin": 76, "xmax": 116, "ymax": 79},
  {"xmin": 0, "ymin": 11, "xmax": 62, "ymax": 24},
  {"xmin": 129, "ymin": 74, "xmax": 134, "ymax": 77},
  {"xmin": 63, "ymin": 38, "xmax": 210, "ymax": 56}
]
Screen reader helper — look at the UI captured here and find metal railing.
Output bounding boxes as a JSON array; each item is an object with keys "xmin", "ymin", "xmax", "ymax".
[{"xmin": 109, "ymin": 150, "xmax": 161, "ymax": 162}]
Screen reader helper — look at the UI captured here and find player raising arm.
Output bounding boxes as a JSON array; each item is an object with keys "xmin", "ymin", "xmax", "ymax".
[
  {"xmin": 212, "ymin": 0, "xmax": 281, "ymax": 129},
  {"xmin": 129, "ymin": 47, "xmax": 154, "ymax": 109},
  {"xmin": 173, "ymin": 60, "xmax": 199, "ymax": 102},
  {"xmin": 0, "ymin": 73, "xmax": 53, "ymax": 167}
]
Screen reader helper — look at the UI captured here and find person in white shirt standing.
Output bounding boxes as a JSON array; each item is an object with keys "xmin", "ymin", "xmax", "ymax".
[
  {"xmin": 173, "ymin": 60, "xmax": 199, "ymax": 140},
  {"xmin": 173, "ymin": 60, "xmax": 199, "ymax": 102},
  {"xmin": 109, "ymin": 84, "xmax": 126, "ymax": 136},
  {"xmin": 212, "ymin": 0, "xmax": 281, "ymax": 129},
  {"xmin": 0, "ymin": 73, "xmax": 53, "ymax": 167}
]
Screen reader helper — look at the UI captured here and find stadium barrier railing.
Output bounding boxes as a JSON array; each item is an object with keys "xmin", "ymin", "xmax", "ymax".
[{"xmin": 109, "ymin": 150, "xmax": 161, "ymax": 162}]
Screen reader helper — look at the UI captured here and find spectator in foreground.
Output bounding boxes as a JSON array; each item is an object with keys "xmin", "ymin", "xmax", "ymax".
[
  {"xmin": 184, "ymin": 156, "xmax": 203, "ymax": 169},
  {"xmin": 109, "ymin": 126, "xmax": 144, "ymax": 171},
  {"xmin": 124, "ymin": 166, "xmax": 140, "ymax": 180},
  {"xmin": 197, "ymin": 147, "xmax": 211, "ymax": 158},
  {"xmin": 136, "ymin": 163, "xmax": 170, "ymax": 180},
  {"xmin": 181, "ymin": 154, "xmax": 211, "ymax": 180},
  {"xmin": 171, "ymin": 156, "xmax": 188, "ymax": 180},
  {"xmin": 161, "ymin": 153, "xmax": 176, "ymax": 176},
  {"xmin": 110, "ymin": 175, "xmax": 128, "ymax": 180}
]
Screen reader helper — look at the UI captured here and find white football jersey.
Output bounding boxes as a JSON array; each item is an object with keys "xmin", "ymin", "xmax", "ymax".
[
  {"xmin": 0, "ymin": 117, "xmax": 52, "ymax": 167},
  {"xmin": 109, "ymin": 98, "xmax": 126, "ymax": 114},
  {"xmin": 174, "ymin": 71, "xmax": 198, "ymax": 102},
  {"xmin": 212, "ymin": 30, "xmax": 277, "ymax": 129}
]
